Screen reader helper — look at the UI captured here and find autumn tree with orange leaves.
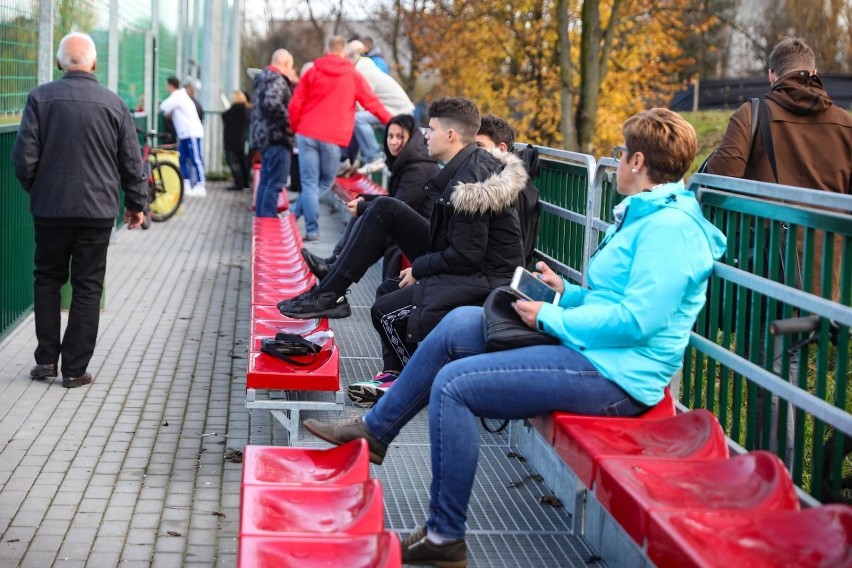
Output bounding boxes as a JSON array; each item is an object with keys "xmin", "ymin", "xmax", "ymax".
[{"xmin": 408, "ymin": 0, "xmax": 709, "ymax": 154}]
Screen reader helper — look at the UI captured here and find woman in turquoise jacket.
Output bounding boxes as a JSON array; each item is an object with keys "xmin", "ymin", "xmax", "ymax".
[{"xmin": 303, "ymin": 108, "xmax": 727, "ymax": 567}]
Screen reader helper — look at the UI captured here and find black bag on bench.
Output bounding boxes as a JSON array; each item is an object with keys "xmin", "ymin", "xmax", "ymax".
[{"xmin": 260, "ymin": 333, "xmax": 321, "ymax": 366}]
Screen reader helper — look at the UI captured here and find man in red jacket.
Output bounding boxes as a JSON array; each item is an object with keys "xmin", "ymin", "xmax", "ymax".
[{"xmin": 288, "ymin": 35, "xmax": 392, "ymax": 240}]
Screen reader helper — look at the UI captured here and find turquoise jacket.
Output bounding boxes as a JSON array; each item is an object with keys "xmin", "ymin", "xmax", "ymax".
[{"xmin": 536, "ymin": 181, "xmax": 727, "ymax": 406}]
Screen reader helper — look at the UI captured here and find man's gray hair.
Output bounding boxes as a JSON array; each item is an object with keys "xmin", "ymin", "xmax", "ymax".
[{"xmin": 56, "ymin": 32, "xmax": 97, "ymax": 71}]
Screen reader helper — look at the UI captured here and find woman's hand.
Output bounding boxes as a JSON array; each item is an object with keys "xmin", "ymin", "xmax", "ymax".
[
  {"xmin": 513, "ymin": 298, "xmax": 544, "ymax": 329},
  {"xmin": 533, "ymin": 261, "xmax": 565, "ymax": 293},
  {"xmin": 346, "ymin": 197, "xmax": 364, "ymax": 217}
]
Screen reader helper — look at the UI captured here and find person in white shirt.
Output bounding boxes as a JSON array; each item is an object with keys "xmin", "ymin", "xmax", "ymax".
[
  {"xmin": 160, "ymin": 76, "xmax": 206, "ymax": 196},
  {"xmin": 347, "ymin": 41, "xmax": 415, "ymax": 174}
]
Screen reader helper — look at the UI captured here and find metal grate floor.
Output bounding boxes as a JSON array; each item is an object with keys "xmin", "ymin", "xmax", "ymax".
[{"xmin": 254, "ymin": 200, "xmax": 603, "ymax": 567}]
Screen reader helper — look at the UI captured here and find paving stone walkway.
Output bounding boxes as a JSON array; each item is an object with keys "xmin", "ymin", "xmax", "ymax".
[{"xmin": 0, "ymin": 185, "xmax": 252, "ymax": 567}]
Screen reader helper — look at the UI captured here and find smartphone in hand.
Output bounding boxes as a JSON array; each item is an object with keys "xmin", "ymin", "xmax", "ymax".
[{"xmin": 510, "ymin": 266, "xmax": 561, "ymax": 304}]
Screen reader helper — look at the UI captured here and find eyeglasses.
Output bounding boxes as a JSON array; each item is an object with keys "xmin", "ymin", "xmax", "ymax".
[{"xmin": 612, "ymin": 145, "xmax": 628, "ymax": 161}]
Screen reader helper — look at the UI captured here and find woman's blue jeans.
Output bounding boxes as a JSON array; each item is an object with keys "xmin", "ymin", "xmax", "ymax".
[
  {"xmin": 363, "ymin": 305, "xmax": 648, "ymax": 539},
  {"xmin": 291, "ymin": 134, "xmax": 340, "ymax": 235}
]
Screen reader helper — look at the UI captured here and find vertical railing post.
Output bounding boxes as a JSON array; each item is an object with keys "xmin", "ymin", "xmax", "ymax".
[
  {"xmin": 37, "ymin": 0, "xmax": 54, "ymax": 86},
  {"xmin": 108, "ymin": 0, "xmax": 119, "ymax": 94}
]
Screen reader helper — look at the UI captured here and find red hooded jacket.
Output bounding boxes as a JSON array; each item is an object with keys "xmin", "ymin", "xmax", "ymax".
[{"xmin": 289, "ymin": 54, "xmax": 392, "ymax": 146}]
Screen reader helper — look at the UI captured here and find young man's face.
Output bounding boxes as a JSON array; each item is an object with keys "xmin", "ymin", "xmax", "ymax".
[
  {"xmin": 474, "ymin": 134, "xmax": 508, "ymax": 153},
  {"xmin": 425, "ymin": 117, "xmax": 452, "ymax": 162}
]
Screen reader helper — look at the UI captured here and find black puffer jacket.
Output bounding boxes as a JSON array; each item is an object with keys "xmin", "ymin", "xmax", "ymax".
[
  {"xmin": 406, "ymin": 144, "xmax": 527, "ymax": 341},
  {"xmin": 356, "ymin": 125, "xmax": 439, "ymax": 218},
  {"xmin": 250, "ymin": 67, "xmax": 294, "ymax": 150}
]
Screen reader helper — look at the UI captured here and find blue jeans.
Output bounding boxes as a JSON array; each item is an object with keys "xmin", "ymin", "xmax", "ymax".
[
  {"xmin": 255, "ymin": 145, "xmax": 290, "ymax": 218},
  {"xmin": 363, "ymin": 306, "xmax": 648, "ymax": 539},
  {"xmin": 353, "ymin": 111, "xmax": 383, "ymax": 162},
  {"xmin": 291, "ymin": 135, "xmax": 340, "ymax": 235},
  {"xmin": 177, "ymin": 137, "xmax": 205, "ymax": 185}
]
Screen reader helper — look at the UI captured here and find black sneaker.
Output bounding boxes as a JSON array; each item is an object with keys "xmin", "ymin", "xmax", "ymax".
[
  {"xmin": 278, "ymin": 286, "xmax": 351, "ymax": 319},
  {"xmin": 401, "ymin": 526, "xmax": 467, "ymax": 567},
  {"xmin": 277, "ymin": 284, "xmax": 317, "ymax": 311},
  {"xmin": 301, "ymin": 249, "xmax": 332, "ymax": 279}
]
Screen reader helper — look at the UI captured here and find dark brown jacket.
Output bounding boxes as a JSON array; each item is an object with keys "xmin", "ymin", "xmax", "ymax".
[
  {"xmin": 706, "ymin": 71, "xmax": 852, "ymax": 300},
  {"xmin": 706, "ymin": 71, "xmax": 851, "ymax": 192}
]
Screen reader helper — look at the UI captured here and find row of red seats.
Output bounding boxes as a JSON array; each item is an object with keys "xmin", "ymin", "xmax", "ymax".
[
  {"xmin": 332, "ymin": 173, "xmax": 388, "ymax": 204},
  {"xmin": 529, "ymin": 393, "xmax": 852, "ymax": 567},
  {"xmin": 243, "ymin": 214, "xmax": 399, "ymax": 566},
  {"xmin": 239, "ymin": 441, "xmax": 402, "ymax": 567},
  {"xmin": 247, "ymin": 215, "xmax": 340, "ymax": 391}
]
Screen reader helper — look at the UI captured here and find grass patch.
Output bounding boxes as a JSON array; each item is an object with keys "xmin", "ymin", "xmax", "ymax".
[{"xmin": 680, "ymin": 109, "xmax": 735, "ymax": 177}]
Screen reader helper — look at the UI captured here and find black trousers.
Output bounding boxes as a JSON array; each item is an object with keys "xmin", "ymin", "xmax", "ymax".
[
  {"xmin": 327, "ymin": 197, "xmax": 430, "ymax": 288},
  {"xmin": 370, "ymin": 280, "xmax": 417, "ymax": 373},
  {"xmin": 225, "ymin": 149, "xmax": 250, "ymax": 189},
  {"xmin": 33, "ymin": 224, "xmax": 111, "ymax": 377}
]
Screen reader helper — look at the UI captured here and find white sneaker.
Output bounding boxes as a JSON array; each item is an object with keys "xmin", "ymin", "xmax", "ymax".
[
  {"xmin": 183, "ymin": 179, "xmax": 191, "ymax": 194},
  {"xmin": 186, "ymin": 183, "xmax": 207, "ymax": 197},
  {"xmin": 356, "ymin": 158, "xmax": 385, "ymax": 175}
]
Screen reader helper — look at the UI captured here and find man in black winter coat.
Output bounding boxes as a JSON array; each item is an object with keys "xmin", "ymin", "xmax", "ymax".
[
  {"xmin": 278, "ymin": 98, "xmax": 528, "ymax": 398},
  {"xmin": 11, "ymin": 32, "xmax": 148, "ymax": 389},
  {"xmin": 251, "ymin": 49, "xmax": 296, "ymax": 217},
  {"xmin": 349, "ymin": 114, "xmax": 540, "ymax": 407}
]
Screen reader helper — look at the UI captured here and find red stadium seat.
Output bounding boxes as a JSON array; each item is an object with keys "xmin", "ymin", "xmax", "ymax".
[
  {"xmin": 530, "ymin": 387, "xmax": 676, "ymax": 446},
  {"xmin": 595, "ymin": 451, "xmax": 799, "ymax": 543},
  {"xmin": 647, "ymin": 504, "xmax": 852, "ymax": 568},
  {"xmin": 553, "ymin": 409, "xmax": 729, "ymax": 488},
  {"xmin": 239, "ymin": 480, "xmax": 384, "ymax": 536},
  {"xmin": 241, "ymin": 440, "xmax": 371, "ymax": 487},
  {"xmin": 238, "ymin": 532, "xmax": 402, "ymax": 568}
]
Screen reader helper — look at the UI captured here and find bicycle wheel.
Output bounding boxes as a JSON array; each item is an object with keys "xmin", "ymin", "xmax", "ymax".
[{"xmin": 149, "ymin": 161, "xmax": 183, "ymax": 222}]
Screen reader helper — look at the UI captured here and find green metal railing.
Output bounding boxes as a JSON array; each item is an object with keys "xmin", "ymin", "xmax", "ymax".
[
  {"xmin": 683, "ymin": 174, "xmax": 851, "ymax": 501},
  {"xmin": 528, "ymin": 148, "xmax": 850, "ymax": 502},
  {"xmin": 0, "ymin": 124, "xmax": 34, "ymax": 340}
]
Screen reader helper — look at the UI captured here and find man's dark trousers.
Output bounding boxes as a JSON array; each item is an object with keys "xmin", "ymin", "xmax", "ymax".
[{"xmin": 33, "ymin": 223, "xmax": 111, "ymax": 378}]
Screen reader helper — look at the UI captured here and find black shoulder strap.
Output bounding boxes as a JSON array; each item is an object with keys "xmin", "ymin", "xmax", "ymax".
[
  {"xmin": 747, "ymin": 97, "xmax": 760, "ymax": 159},
  {"xmin": 756, "ymin": 99, "xmax": 779, "ymax": 183}
]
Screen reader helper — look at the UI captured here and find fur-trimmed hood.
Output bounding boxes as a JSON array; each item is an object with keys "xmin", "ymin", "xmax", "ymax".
[{"xmin": 450, "ymin": 150, "xmax": 528, "ymax": 215}]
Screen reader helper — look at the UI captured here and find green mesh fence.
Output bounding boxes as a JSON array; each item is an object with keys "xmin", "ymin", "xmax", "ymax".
[
  {"xmin": 0, "ymin": 2, "xmax": 38, "ymax": 119},
  {"xmin": 52, "ymin": 0, "xmax": 110, "ymax": 85},
  {"xmin": 0, "ymin": 0, "xmax": 179, "ymax": 115},
  {"xmin": 157, "ymin": 0, "xmax": 178, "ymax": 107},
  {"xmin": 117, "ymin": 0, "xmax": 150, "ymax": 110}
]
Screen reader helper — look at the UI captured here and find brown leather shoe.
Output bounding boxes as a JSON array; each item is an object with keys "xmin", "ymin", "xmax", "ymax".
[
  {"xmin": 62, "ymin": 373, "xmax": 93, "ymax": 388},
  {"xmin": 303, "ymin": 416, "xmax": 388, "ymax": 465},
  {"xmin": 30, "ymin": 363, "xmax": 58, "ymax": 380},
  {"xmin": 401, "ymin": 526, "xmax": 467, "ymax": 567}
]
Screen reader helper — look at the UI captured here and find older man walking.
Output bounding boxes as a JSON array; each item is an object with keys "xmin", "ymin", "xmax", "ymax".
[
  {"xmin": 11, "ymin": 32, "xmax": 147, "ymax": 388},
  {"xmin": 252, "ymin": 49, "xmax": 296, "ymax": 217}
]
